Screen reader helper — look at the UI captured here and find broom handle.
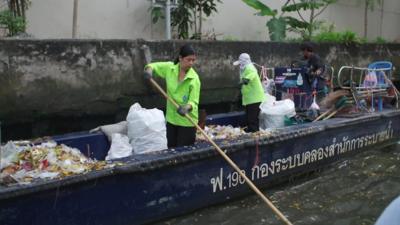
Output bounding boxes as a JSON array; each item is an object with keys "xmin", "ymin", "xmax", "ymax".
[
  {"xmin": 148, "ymin": 78, "xmax": 293, "ymax": 225},
  {"xmin": 323, "ymin": 105, "xmax": 345, "ymax": 120},
  {"xmin": 313, "ymin": 108, "xmax": 333, "ymax": 122}
]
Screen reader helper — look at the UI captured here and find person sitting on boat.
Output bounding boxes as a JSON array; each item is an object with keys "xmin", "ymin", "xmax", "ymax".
[
  {"xmin": 233, "ymin": 53, "xmax": 266, "ymax": 132},
  {"xmin": 144, "ymin": 44, "xmax": 201, "ymax": 148},
  {"xmin": 300, "ymin": 42, "xmax": 329, "ymax": 100}
]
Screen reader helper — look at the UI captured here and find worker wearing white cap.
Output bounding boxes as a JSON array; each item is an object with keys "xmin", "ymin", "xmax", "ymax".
[{"xmin": 233, "ymin": 53, "xmax": 265, "ymax": 132}]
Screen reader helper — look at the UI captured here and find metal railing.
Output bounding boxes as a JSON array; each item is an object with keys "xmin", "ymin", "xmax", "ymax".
[{"xmin": 337, "ymin": 66, "xmax": 399, "ymax": 109}]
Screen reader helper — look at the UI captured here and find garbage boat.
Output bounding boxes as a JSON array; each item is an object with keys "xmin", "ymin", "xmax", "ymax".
[{"xmin": 0, "ymin": 65, "xmax": 399, "ymax": 225}]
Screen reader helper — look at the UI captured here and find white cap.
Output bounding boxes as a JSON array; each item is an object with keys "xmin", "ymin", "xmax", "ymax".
[{"xmin": 233, "ymin": 53, "xmax": 251, "ymax": 66}]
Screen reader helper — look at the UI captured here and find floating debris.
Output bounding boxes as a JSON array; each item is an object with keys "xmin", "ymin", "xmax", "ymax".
[{"xmin": 0, "ymin": 141, "xmax": 114, "ymax": 186}]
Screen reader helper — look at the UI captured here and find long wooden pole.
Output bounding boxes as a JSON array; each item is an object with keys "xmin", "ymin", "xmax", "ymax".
[{"xmin": 148, "ymin": 78, "xmax": 293, "ymax": 225}]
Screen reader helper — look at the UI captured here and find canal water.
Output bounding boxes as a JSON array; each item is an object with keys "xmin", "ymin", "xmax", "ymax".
[{"xmin": 155, "ymin": 142, "xmax": 400, "ymax": 225}]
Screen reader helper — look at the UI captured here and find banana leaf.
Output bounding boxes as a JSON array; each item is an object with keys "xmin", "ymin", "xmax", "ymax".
[
  {"xmin": 241, "ymin": 0, "xmax": 277, "ymax": 17},
  {"xmin": 266, "ymin": 17, "xmax": 286, "ymax": 41}
]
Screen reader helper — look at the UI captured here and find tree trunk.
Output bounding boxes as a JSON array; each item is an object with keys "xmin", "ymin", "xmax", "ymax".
[
  {"xmin": 199, "ymin": 5, "xmax": 202, "ymax": 38},
  {"xmin": 21, "ymin": 0, "xmax": 26, "ymax": 20},
  {"xmin": 379, "ymin": 0, "xmax": 384, "ymax": 36},
  {"xmin": 9, "ymin": 0, "xmax": 16, "ymax": 17},
  {"xmin": 15, "ymin": 0, "xmax": 21, "ymax": 17},
  {"xmin": 364, "ymin": 1, "xmax": 368, "ymax": 38},
  {"xmin": 308, "ymin": 6, "xmax": 315, "ymax": 39},
  {"xmin": 193, "ymin": 7, "xmax": 197, "ymax": 37}
]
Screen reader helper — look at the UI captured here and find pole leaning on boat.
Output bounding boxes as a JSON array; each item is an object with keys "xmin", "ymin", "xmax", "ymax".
[{"xmin": 140, "ymin": 45, "xmax": 293, "ymax": 225}]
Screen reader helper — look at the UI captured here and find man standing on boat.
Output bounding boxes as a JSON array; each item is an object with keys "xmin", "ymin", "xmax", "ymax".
[
  {"xmin": 233, "ymin": 53, "xmax": 265, "ymax": 132},
  {"xmin": 300, "ymin": 42, "xmax": 328, "ymax": 100},
  {"xmin": 144, "ymin": 44, "xmax": 201, "ymax": 148}
]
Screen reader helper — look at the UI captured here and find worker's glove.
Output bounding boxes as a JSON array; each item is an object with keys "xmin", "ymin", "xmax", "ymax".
[
  {"xmin": 143, "ymin": 70, "xmax": 152, "ymax": 80},
  {"xmin": 241, "ymin": 78, "xmax": 250, "ymax": 85},
  {"xmin": 237, "ymin": 78, "xmax": 249, "ymax": 89},
  {"xmin": 177, "ymin": 104, "xmax": 192, "ymax": 116}
]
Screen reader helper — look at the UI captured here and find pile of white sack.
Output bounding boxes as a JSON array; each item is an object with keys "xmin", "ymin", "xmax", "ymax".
[{"xmin": 93, "ymin": 103, "xmax": 168, "ymax": 160}]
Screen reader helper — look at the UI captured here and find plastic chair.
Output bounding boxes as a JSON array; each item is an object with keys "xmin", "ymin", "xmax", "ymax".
[{"xmin": 367, "ymin": 61, "xmax": 393, "ymax": 111}]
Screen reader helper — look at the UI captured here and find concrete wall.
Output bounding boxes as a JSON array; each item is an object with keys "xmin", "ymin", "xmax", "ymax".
[
  {"xmin": 1, "ymin": 39, "xmax": 400, "ymax": 141},
  {"xmin": 25, "ymin": 0, "xmax": 400, "ymax": 41}
]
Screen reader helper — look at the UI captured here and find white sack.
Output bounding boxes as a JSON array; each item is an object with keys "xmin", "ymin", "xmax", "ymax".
[
  {"xmin": 259, "ymin": 99, "xmax": 295, "ymax": 129},
  {"xmin": 105, "ymin": 133, "xmax": 132, "ymax": 160},
  {"xmin": 127, "ymin": 103, "xmax": 168, "ymax": 154},
  {"xmin": 90, "ymin": 121, "xmax": 128, "ymax": 142}
]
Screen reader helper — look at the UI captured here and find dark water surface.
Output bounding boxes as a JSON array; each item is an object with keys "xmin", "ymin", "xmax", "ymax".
[{"xmin": 155, "ymin": 142, "xmax": 400, "ymax": 225}]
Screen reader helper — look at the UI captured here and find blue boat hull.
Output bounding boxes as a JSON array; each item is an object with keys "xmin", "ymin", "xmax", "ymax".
[{"xmin": 1, "ymin": 111, "xmax": 399, "ymax": 225}]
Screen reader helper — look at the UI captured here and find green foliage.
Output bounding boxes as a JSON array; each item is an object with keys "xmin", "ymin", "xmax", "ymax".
[
  {"xmin": 171, "ymin": 2, "xmax": 194, "ymax": 39},
  {"xmin": 151, "ymin": 0, "xmax": 221, "ymax": 39},
  {"xmin": 150, "ymin": 7, "xmax": 164, "ymax": 24},
  {"xmin": 266, "ymin": 17, "xmax": 286, "ymax": 41},
  {"xmin": 375, "ymin": 36, "xmax": 387, "ymax": 44},
  {"xmin": 242, "ymin": 0, "xmax": 337, "ymax": 41},
  {"xmin": 282, "ymin": 0, "xmax": 337, "ymax": 40},
  {"xmin": 311, "ymin": 30, "xmax": 361, "ymax": 44},
  {"xmin": 0, "ymin": 10, "xmax": 26, "ymax": 36},
  {"xmin": 284, "ymin": 17, "xmax": 309, "ymax": 30},
  {"xmin": 242, "ymin": 0, "xmax": 277, "ymax": 16},
  {"xmin": 200, "ymin": 0, "xmax": 220, "ymax": 16},
  {"xmin": 222, "ymin": 35, "xmax": 239, "ymax": 41},
  {"xmin": 309, "ymin": 26, "xmax": 390, "ymax": 44},
  {"xmin": 359, "ymin": 37, "xmax": 368, "ymax": 43},
  {"xmin": 242, "ymin": 0, "xmax": 284, "ymax": 41},
  {"xmin": 282, "ymin": 1, "xmax": 324, "ymax": 11}
]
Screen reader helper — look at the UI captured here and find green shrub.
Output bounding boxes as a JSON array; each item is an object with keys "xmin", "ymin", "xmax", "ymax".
[
  {"xmin": 222, "ymin": 35, "xmax": 239, "ymax": 41},
  {"xmin": 311, "ymin": 30, "xmax": 361, "ymax": 44},
  {"xmin": 375, "ymin": 36, "xmax": 387, "ymax": 44},
  {"xmin": 0, "ymin": 10, "xmax": 26, "ymax": 36}
]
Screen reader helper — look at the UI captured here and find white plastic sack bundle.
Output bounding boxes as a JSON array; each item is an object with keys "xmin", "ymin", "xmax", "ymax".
[
  {"xmin": 0, "ymin": 142, "xmax": 22, "ymax": 170},
  {"xmin": 263, "ymin": 93, "xmax": 276, "ymax": 106},
  {"xmin": 262, "ymin": 77, "xmax": 275, "ymax": 95},
  {"xmin": 307, "ymin": 95, "xmax": 320, "ymax": 120},
  {"xmin": 90, "ymin": 121, "xmax": 128, "ymax": 142},
  {"xmin": 127, "ymin": 103, "xmax": 168, "ymax": 154},
  {"xmin": 105, "ymin": 133, "xmax": 132, "ymax": 160},
  {"xmin": 259, "ymin": 98, "xmax": 295, "ymax": 129}
]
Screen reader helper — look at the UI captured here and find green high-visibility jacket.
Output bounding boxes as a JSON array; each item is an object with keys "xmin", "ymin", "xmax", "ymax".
[
  {"xmin": 241, "ymin": 64, "xmax": 266, "ymax": 106},
  {"xmin": 146, "ymin": 62, "xmax": 201, "ymax": 127}
]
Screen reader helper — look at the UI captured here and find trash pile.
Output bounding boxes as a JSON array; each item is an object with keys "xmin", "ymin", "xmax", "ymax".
[
  {"xmin": 0, "ymin": 141, "xmax": 112, "ymax": 186},
  {"xmin": 196, "ymin": 125, "xmax": 246, "ymax": 141}
]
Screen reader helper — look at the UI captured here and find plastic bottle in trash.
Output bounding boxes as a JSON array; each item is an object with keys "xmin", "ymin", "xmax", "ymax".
[{"xmin": 296, "ymin": 73, "xmax": 303, "ymax": 86}]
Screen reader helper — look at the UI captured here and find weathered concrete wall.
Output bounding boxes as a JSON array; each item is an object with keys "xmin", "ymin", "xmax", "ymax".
[
  {"xmin": 25, "ymin": 0, "xmax": 400, "ymax": 41},
  {"xmin": 1, "ymin": 40, "xmax": 400, "ymax": 140}
]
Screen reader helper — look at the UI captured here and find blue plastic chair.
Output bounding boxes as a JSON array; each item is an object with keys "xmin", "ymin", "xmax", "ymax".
[
  {"xmin": 368, "ymin": 61, "xmax": 393, "ymax": 83},
  {"xmin": 367, "ymin": 61, "xmax": 393, "ymax": 111}
]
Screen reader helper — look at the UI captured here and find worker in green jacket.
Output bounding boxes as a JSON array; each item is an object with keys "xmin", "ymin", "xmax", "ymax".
[
  {"xmin": 233, "ymin": 53, "xmax": 266, "ymax": 132},
  {"xmin": 144, "ymin": 44, "xmax": 201, "ymax": 148}
]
